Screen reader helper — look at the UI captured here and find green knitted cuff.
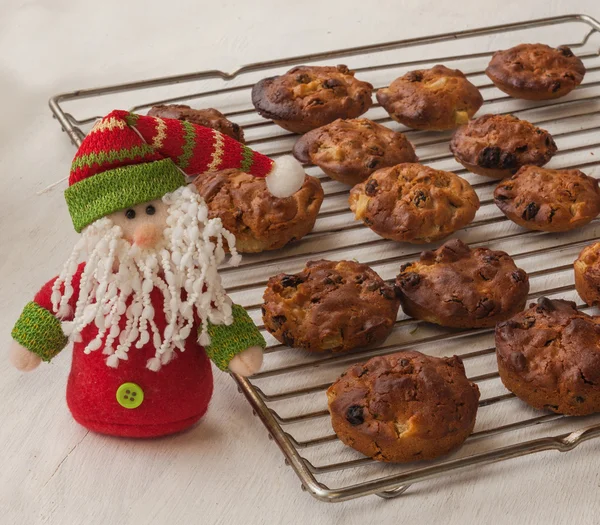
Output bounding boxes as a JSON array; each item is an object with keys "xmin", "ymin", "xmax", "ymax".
[
  {"xmin": 205, "ymin": 304, "xmax": 266, "ymax": 371},
  {"xmin": 65, "ymin": 158, "xmax": 186, "ymax": 232},
  {"xmin": 11, "ymin": 302, "xmax": 67, "ymax": 362}
]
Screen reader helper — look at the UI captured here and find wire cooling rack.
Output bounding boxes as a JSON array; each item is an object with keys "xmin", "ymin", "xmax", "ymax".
[{"xmin": 49, "ymin": 14, "xmax": 600, "ymax": 502}]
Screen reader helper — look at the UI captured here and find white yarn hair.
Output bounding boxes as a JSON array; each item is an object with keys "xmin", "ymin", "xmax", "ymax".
[{"xmin": 51, "ymin": 184, "xmax": 241, "ymax": 372}]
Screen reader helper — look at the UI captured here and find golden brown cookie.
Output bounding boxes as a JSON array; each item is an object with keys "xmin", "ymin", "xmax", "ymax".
[
  {"xmin": 292, "ymin": 118, "xmax": 417, "ymax": 186},
  {"xmin": 376, "ymin": 65, "xmax": 483, "ymax": 131},
  {"xmin": 395, "ymin": 239, "xmax": 529, "ymax": 328},
  {"xmin": 251, "ymin": 65, "xmax": 373, "ymax": 134},
  {"xmin": 349, "ymin": 163, "xmax": 479, "ymax": 244},
  {"xmin": 148, "ymin": 104, "xmax": 245, "ymax": 143},
  {"xmin": 496, "ymin": 298, "xmax": 600, "ymax": 415},
  {"xmin": 486, "ymin": 44, "xmax": 586, "ymax": 100},
  {"xmin": 193, "ymin": 169, "xmax": 323, "ymax": 253},
  {"xmin": 262, "ymin": 260, "xmax": 399, "ymax": 352},
  {"xmin": 450, "ymin": 114, "xmax": 557, "ymax": 178},
  {"xmin": 327, "ymin": 351, "xmax": 480, "ymax": 462},
  {"xmin": 494, "ymin": 166, "xmax": 600, "ymax": 232},
  {"xmin": 574, "ymin": 242, "xmax": 600, "ymax": 306}
]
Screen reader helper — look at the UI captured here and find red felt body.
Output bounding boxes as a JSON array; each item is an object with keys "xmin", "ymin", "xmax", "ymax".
[{"xmin": 35, "ymin": 264, "xmax": 214, "ymax": 438}]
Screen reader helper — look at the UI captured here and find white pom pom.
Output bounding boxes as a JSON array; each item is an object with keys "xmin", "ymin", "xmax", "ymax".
[{"xmin": 265, "ymin": 155, "xmax": 305, "ymax": 198}]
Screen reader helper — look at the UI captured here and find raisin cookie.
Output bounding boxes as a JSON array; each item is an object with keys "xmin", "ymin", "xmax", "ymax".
[
  {"xmin": 376, "ymin": 65, "xmax": 483, "ymax": 131},
  {"xmin": 494, "ymin": 166, "xmax": 600, "ymax": 232},
  {"xmin": 496, "ymin": 298, "xmax": 600, "ymax": 415},
  {"xmin": 148, "ymin": 104, "xmax": 245, "ymax": 143},
  {"xmin": 574, "ymin": 242, "xmax": 600, "ymax": 306},
  {"xmin": 327, "ymin": 351, "xmax": 480, "ymax": 462},
  {"xmin": 450, "ymin": 114, "xmax": 557, "ymax": 178},
  {"xmin": 349, "ymin": 163, "xmax": 479, "ymax": 244},
  {"xmin": 251, "ymin": 65, "xmax": 373, "ymax": 134},
  {"xmin": 262, "ymin": 260, "xmax": 399, "ymax": 352},
  {"xmin": 486, "ymin": 44, "xmax": 586, "ymax": 100},
  {"xmin": 395, "ymin": 239, "xmax": 529, "ymax": 328},
  {"xmin": 193, "ymin": 169, "xmax": 323, "ymax": 253},
  {"xmin": 292, "ymin": 118, "xmax": 417, "ymax": 186}
]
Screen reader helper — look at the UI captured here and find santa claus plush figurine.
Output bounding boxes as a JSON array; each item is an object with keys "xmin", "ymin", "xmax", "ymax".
[{"xmin": 9, "ymin": 109, "xmax": 305, "ymax": 438}]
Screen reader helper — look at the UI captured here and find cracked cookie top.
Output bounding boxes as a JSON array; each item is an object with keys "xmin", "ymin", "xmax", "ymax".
[
  {"xmin": 486, "ymin": 44, "xmax": 586, "ymax": 101},
  {"xmin": 376, "ymin": 65, "xmax": 483, "ymax": 131},
  {"xmin": 292, "ymin": 118, "xmax": 417, "ymax": 186},
  {"xmin": 395, "ymin": 239, "xmax": 529, "ymax": 328},
  {"xmin": 327, "ymin": 350, "xmax": 480, "ymax": 462},
  {"xmin": 194, "ymin": 168, "xmax": 323, "ymax": 253},
  {"xmin": 251, "ymin": 65, "xmax": 373, "ymax": 134},
  {"xmin": 349, "ymin": 163, "xmax": 479, "ymax": 244},
  {"xmin": 494, "ymin": 166, "xmax": 600, "ymax": 232},
  {"xmin": 450, "ymin": 114, "xmax": 557, "ymax": 178},
  {"xmin": 261, "ymin": 260, "xmax": 399, "ymax": 352},
  {"xmin": 495, "ymin": 298, "xmax": 600, "ymax": 415},
  {"xmin": 148, "ymin": 104, "xmax": 245, "ymax": 143}
]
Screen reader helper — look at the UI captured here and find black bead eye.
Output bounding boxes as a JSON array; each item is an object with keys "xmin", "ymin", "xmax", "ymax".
[
  {"xmin": 146, "ymin": 205, "xmax": 156, "ymax": 216},
  {"xmin": 125, "ymin": 209, "xmax": 136, "ymax": 220}
]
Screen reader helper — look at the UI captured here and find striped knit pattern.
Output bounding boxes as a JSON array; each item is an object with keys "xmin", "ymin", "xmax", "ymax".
[
  {"xmin": 66, "ymin": 109, "xmax": 276, "ymax": 230},
  {"xmin": 12, "ymin": 302, "xmax": 67, "ymax": 362},
  {"xmin": 205, "ymin": 304, "xmax": 266, "ymax": 371}
]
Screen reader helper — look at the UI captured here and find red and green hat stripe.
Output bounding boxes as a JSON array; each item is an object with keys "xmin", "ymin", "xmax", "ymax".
[{"xmin": 65, "ymin": 110, "xmax": 275, "ymax": 232}]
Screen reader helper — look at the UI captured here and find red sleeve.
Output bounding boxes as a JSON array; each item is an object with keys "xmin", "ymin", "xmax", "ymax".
[{"xmin": 11, "ymin": 262, "xmax": 86, "ymax": 361}]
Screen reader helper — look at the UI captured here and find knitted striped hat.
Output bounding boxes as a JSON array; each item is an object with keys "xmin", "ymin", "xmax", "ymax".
[{"xmin": 65, "ymin": 109, "xmax": 305, "ymax": 232}]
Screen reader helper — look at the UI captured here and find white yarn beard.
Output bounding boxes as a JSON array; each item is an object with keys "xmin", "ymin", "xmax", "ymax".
[{"xmin": 51, "ymin": 185, "xmax": 241, "ymax": 372}]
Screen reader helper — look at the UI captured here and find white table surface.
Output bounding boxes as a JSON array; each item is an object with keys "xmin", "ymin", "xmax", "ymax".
[{"xmin": 2, "ymin": 1, "xmax": 600, "ymax": 523}]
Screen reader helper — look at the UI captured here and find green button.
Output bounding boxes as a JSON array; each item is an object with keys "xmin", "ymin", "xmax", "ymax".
[{"xmin": 116, "ymin": 382, "xmax": 144, "ymax": 409}]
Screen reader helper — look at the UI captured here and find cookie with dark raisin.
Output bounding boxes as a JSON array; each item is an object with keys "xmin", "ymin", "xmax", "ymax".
[
  {"xmin": 496, "ymin": 298, "xmax": 600, "ymax": 415},
  {"xmin": 262, "ymin": 260, "xmax": 399, "ymax": 352},
  {"xmin": 349, "ymin": 163, "xmax": 479, "ymax": 244},
  {"xmin": 395, "ymin": 239, "xmax": 529, "ymax": 328},
  {"xmin": 327, "ymin": 351, "xmax": 480, "ymax": 462},
  {"xmin": 251, "ymin": 65, "xmax": 373, "ymax": 134},
  {"xmin": 148, "ymin": 104, "xmax": 245, "ymax": 143},
  {"xmin": 376, "ymin": 65, "xmax": 483, "ymax": 131},
  {"xmin": 193, "ymin": 168, "xmax": 323, "ymax": 253},
  {"xmin": 450, "ymin": 114, "xmax": 557, "ymax": 178},
  {"xmin": 486, "ymin": 44, "xmax": 586, "ymax": 100},
  {"xmin": 494, "ymin": 166, "xmax": 600, "ymax": 232},
  {"xmin": 574, "ymin": 242, "xmax": 600, "ymax": 307},
  {"xmin": 292, "ymin": 118, "xmax": 417, "ymax": 185}
]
